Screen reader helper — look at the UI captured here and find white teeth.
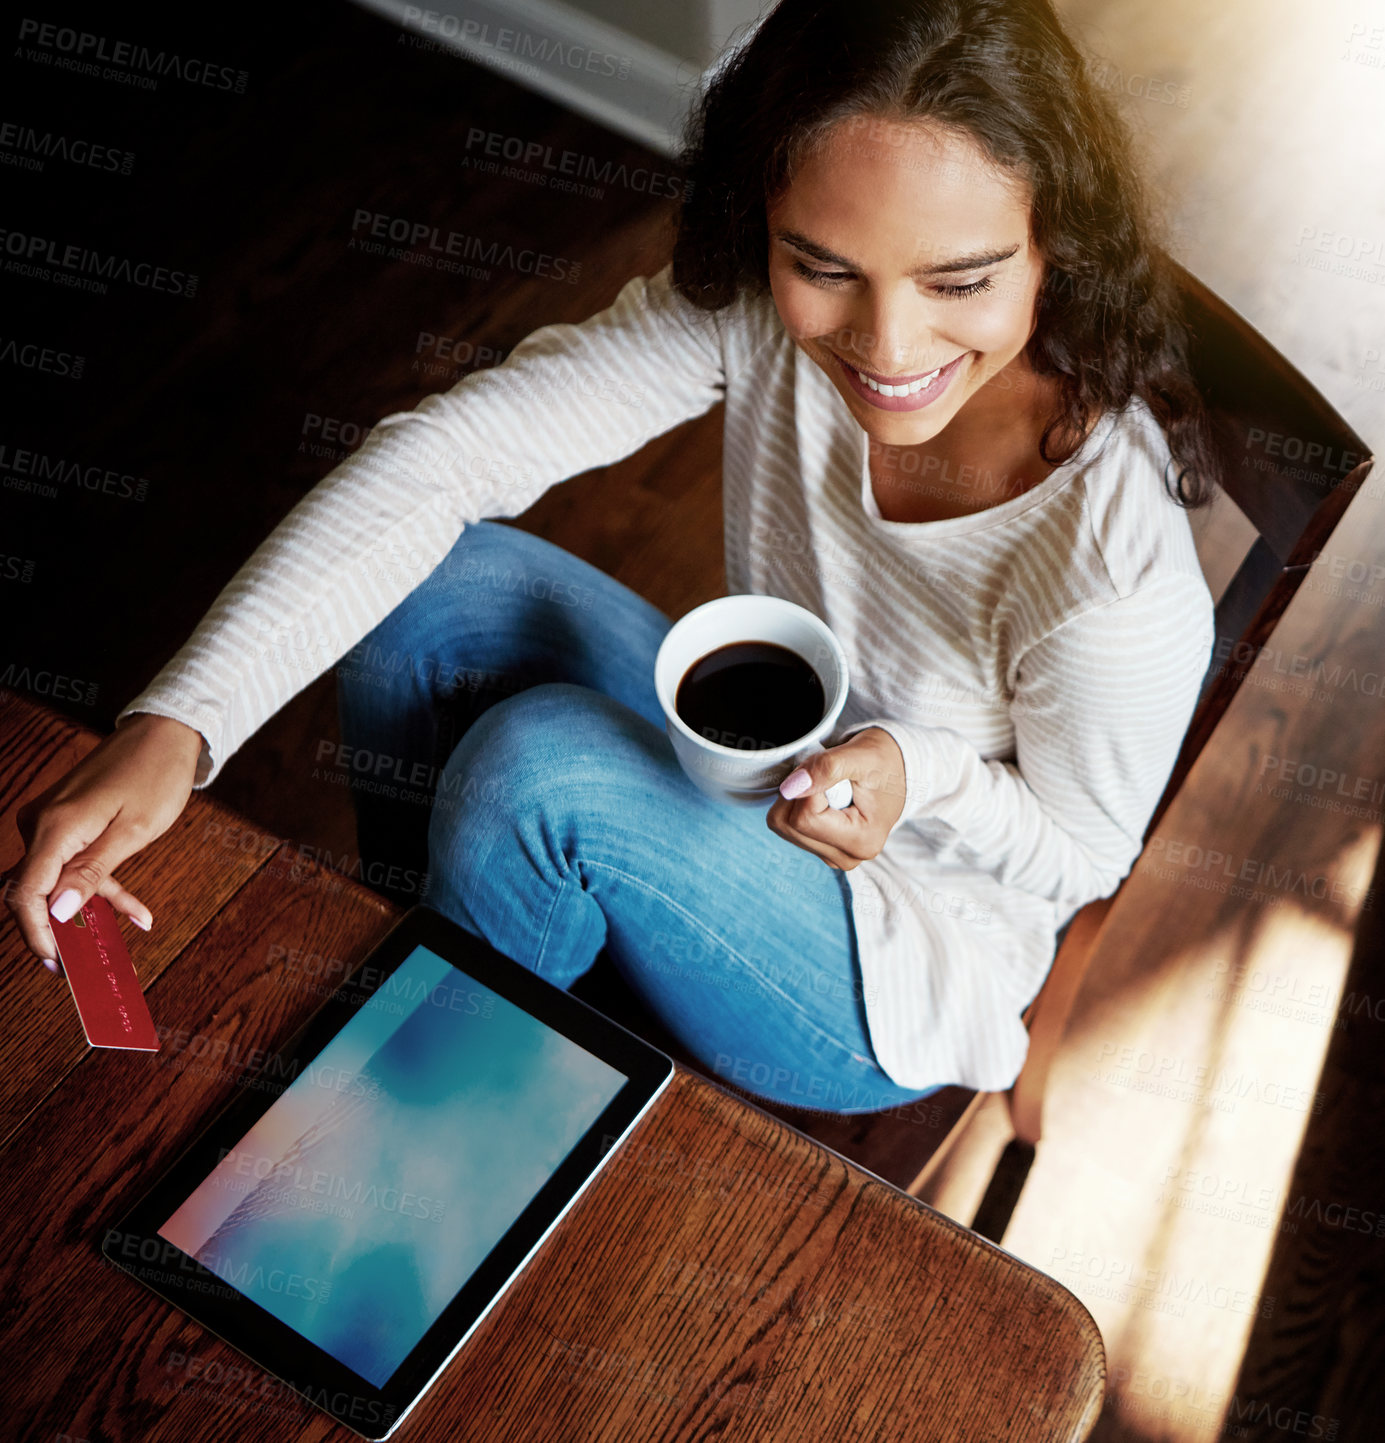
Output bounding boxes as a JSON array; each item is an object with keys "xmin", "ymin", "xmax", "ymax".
[{"xmin": 855, "ymin": 364, "xmax": 942, "ymax": 396}]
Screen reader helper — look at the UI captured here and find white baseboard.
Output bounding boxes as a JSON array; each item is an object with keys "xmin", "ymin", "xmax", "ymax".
[{"xmin": 352, "ymin": 0, "xmax": 712, "ymax": 156}]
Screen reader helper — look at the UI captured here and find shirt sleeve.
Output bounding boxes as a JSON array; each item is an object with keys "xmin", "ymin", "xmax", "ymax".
[
  {"xmin": 841, "ymin": 572, "xmax": 1216, "ymax": 921},
  {"xmin": 115, "ymin": 265, "xmax": 727, "ymax": 787}
]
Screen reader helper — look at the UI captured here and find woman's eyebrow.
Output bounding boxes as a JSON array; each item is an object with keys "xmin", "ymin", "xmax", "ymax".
[{"xmin": 774, "ymin": 229, "xmax": 1020, "ymax": 275}]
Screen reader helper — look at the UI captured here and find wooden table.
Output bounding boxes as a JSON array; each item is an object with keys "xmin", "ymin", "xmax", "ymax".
[{"xmin": 0, "ymin": 691, "xmax": 1104, "ymax": 1442}]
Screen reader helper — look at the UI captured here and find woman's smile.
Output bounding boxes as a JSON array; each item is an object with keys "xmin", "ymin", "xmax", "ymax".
[{"xmin": 830, "ymin": 349, "xmax": 969, "ymax": 412}]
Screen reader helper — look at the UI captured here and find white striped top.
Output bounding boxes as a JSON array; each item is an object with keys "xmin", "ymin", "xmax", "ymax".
[{"xmin": 118, "ymin": 264, "xmax": 1216, "ymax": 1091}]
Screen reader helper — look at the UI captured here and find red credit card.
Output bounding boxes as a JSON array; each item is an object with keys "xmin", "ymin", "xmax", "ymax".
[{"xmin": 50, "ymin": 895, "xmax": 160, "ymax": 1051}]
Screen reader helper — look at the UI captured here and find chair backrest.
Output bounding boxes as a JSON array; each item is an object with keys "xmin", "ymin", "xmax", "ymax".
[
  {"xmin": 994, "ymin": 265, "xmax": 1377, "ymax": 1198},
  {"xmin": 1144, "ymin": 259, "xmax": 1375, "ymax": 836},
  {"xmin": 1040, "ymin": 267, "xmax": 1374, "ymax": 990},
  {"xmin": 1002, "ymin": 264, "xmax": 1376, "ymax": 1183}
]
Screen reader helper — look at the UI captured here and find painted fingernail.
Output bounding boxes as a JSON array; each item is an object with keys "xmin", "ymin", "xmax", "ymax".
[
  {"xmin": 50, "ymin": 888, "xmax": 82, "ymax": 923},
  {"xmin": 41, "ymin": 955, "xmax": 62, "ymax": 974},
  {"xmin": 780, "ymin": 769, "xmax": 811, "ymax": 799}
]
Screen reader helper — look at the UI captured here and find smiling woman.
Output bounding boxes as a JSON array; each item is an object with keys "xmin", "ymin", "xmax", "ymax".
[
  {"xmin": 9, "ymin": 0, "xmax": 1217, "ymax": 1108},
  {"xmin": 674, "ymin": 0, "xmax": 1219, "ymax": 517}
]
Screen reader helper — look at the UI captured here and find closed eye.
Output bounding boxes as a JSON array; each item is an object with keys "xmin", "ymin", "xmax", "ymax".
[
  {"xmin": 936, "ymin": 276, "xmax": 995, "ymax": 298},
  {"xmin": 790, "ymin": 259, "xmax": 996, "ymax": 299},
  {"xmin": 791, "ymin": 260, "xmax": 853, "ymax": 287}
]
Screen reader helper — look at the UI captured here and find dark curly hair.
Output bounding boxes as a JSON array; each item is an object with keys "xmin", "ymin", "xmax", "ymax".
[{"xmin": 671, "ymin": 0, "xmax": 1217, "ymax": 507}]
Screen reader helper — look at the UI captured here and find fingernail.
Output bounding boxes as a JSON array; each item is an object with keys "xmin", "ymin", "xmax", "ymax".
[
  {"xmin": 132, "ymin": 914, "xmax": 151, "ymax": 931},
  {"xmin": 50, "ymin": 888, "xmax": 82, "ymax": 923},
  {"xmin": 780, "ymin": 768, "xmax": 811, "ymax": 799},
  {"xmin": 42, "ymin": 956, "xmax": 62, "ymax": 974}
]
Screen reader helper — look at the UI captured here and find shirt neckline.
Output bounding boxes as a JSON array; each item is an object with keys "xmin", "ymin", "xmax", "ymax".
[{"xmin": 857, "ymin": 405, "xmax": 1121, "ymax": 538}]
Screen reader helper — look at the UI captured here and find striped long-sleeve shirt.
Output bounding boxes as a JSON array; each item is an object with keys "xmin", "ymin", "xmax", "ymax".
[{"xmin": 117, "ymin": 263, "xmax": 1216, "ymax": 1091}]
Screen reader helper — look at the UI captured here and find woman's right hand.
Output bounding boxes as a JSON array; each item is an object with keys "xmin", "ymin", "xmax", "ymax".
[{"xmin": 6, "ymin": 712, "xmax": 206, "ymax": 969}]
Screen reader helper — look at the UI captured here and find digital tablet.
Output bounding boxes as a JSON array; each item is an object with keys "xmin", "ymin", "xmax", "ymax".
[{"xmin": 102, "ymin": 905, "xmax": 674, "ymax": 1439}]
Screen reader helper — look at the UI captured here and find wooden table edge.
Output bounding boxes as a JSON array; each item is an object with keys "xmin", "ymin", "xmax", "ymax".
[{"xmin": 678, "ymin": 1068, "xmax": 1109, "ymax": 1373}]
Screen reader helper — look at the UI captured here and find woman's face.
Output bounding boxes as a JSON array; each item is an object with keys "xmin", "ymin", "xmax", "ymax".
[{"xmin": 767, "ymin": 114, "xmax": 1045, "ymax": 447}]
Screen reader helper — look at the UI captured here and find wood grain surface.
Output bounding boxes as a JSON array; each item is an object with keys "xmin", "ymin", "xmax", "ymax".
[
  {"xmin": 922, "ymin": 448, "xmax": 1385, "ymax": 1440},
  {"xmin": 0, "ymin": 695, "xmax": 278, "ymax": 1144},
  {"xmin": 0, "ymin": 836, "xmax": 397, "ymax": 1443},
  {"xmin": 0, "ymin": 695, "xmax": 1105, "ymax": 1443}
]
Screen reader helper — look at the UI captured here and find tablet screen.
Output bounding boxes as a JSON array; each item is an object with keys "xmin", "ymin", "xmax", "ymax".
[{"xmin": 157, "ymin": 943, "xmax": 627, "ymax": 1388}]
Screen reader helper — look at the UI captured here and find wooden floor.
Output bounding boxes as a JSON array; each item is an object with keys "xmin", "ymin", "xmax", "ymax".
[
  {"xmin": 3, "ymin": 1, "xmax": 1384, "ymax": 1438},
  {"xmin": 916, "ymin": 470, "xmax": 1385, "ymax": 1441}
]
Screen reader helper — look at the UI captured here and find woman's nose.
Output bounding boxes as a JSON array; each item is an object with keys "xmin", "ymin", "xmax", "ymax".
[{"xmin": 848, "ymin": 292, "xmax": 935, "ymax": 375}]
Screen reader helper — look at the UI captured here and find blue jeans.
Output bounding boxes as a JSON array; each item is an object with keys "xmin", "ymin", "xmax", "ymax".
[{"xmin": 334, "ymin": 520, "xmax": 944, "ymax": 1115}]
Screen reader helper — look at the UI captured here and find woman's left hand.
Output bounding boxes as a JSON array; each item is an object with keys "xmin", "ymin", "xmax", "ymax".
[{"xmin": 766, "ymin": 727, "xmax": 907, "ymax": 870}]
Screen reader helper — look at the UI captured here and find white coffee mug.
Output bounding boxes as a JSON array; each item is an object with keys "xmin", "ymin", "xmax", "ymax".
[{"xmin": 654, "ymin": 595, "xmax": 854, "ymax": 808}]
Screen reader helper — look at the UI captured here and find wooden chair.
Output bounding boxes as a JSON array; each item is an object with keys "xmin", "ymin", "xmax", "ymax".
[{"xmin": 910, "ymin": 259, "xmax": 1376, "ymax": 1238}]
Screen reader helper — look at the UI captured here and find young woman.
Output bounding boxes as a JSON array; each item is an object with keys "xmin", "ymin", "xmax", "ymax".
[{"xmin": 8, "ymin": 0, "xmax": 1216, "ymax": 1111}]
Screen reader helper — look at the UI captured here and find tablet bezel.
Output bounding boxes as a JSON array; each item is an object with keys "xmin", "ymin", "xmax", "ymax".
[{"xmin": 100, "ymin": 904, "xmax": 674, "ymax": 1440}]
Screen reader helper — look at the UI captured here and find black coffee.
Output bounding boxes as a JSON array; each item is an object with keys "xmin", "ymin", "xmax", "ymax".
[{"xmin": 675, "ymin": 640, "xmax": 826, "ymax": 751}]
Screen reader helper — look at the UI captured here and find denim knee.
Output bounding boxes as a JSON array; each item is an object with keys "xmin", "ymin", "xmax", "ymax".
[
  {"xmin": 426, "ymin": 682, "xmax": 625, "ymax": 842},
  {"xmin": 432, "ymin": 681, "xmax": 669, "ymax": 842}
]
